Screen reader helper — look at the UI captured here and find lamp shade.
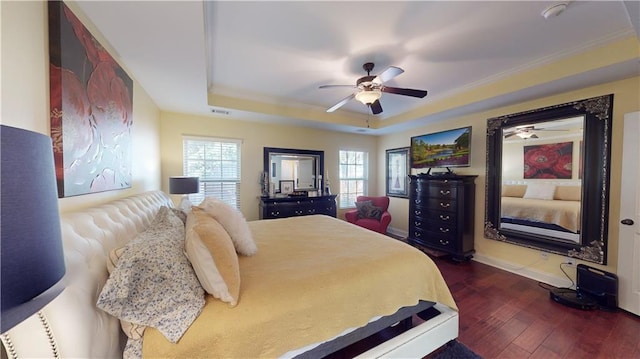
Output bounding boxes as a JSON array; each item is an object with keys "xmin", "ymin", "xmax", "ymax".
[
  {"xmin": 169, "ymin": 176, "xmax": 199, "ymax": 194},
  {"xmin": 1, "ymin": 125, "xmax": 66, "ymax": 333}
]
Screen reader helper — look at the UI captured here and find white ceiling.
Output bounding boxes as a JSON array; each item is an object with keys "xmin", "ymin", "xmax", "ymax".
[{"xmin": 75, "ymin": 1, "xmax": 639, "ymax": 135}]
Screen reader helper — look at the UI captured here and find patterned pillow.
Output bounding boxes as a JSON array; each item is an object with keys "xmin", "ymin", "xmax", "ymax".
[
  {"xmin": 197, "ymin": 197, "xmax": 257, "ymax": 256},
  {"xmin": 355, "ymin": 200, "xmax": 383, "ymax": 221},
  {"xmin": 97, "ymin": 206, "xmax": 205, "ymax": 347},
  {"xmin": 105, "ymin": 246, "xmax": 146, "ymax": 340},
  {"xmin": 185, "ymin": 208, "xmax": 241, "ymax": 306},
  {"xmin": 171, "ymin": 207, "xmax": 188, "ymax": 225}
]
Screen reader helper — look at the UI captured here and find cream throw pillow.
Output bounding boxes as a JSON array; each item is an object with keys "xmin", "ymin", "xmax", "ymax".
[
  {"xmin": 523, "ymin": 183, "xmax": 556, "ymax": 200},
  {"xmin": 185, "ymin": 208, "xmax": 241, "ymax": 306},
  {"xmin": 197, "ymin": 197, "xmax": 258, "ymax": 256}
]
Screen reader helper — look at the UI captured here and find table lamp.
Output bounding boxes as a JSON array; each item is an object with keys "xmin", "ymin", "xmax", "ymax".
[
  {"xmin": 169, "ymin": 176, "xmax": 199, "ymax": 211},
  {"xmin": 1, "ymin": 125, "xmax": 66, "ymax": 354}
]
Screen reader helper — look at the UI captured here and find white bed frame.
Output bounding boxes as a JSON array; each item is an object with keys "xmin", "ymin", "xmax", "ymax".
[{"xmin": 1, "ymin": 191, "xmax": 458, "ymax": 358}]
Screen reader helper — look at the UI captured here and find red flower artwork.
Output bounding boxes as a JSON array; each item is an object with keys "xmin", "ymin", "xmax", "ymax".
[
  {"xmin": 523, "ymin": 142, "xmax": 573, "ymax": 179},
  {"xmin": 49, "ymin": 2, "xmax": 133, "ymax": 197}
]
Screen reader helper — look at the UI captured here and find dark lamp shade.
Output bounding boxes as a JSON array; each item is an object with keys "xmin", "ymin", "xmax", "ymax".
[
  {"xmin": 169, "ymin": 176, "xmax": 199, "ymax": 194},
  {"xmin": 1, "ymin": 125, "xmax": 66, "ymax": 333}
]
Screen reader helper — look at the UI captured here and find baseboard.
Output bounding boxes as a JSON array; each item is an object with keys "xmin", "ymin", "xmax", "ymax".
[
  {"xmin": 388, "ymin": 229, "xmax": 570, "ymax": 288},
  {"xmin": 387, "ymin": 226, "xmax": 407, "ymax": 239},
  {"xmin": 472, "ymin": 253, "xmax": 572, "ymax": 288}
]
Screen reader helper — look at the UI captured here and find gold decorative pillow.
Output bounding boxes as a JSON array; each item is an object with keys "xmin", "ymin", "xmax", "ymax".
[
  {"xmin": 555, "ymin": 186, "xmax": 581, "ymax": 201},
  {"xmin": 501, "ymin": 184, "xmax": 527, "ymax": 198},
  {"xmin": 185, "ymin": 208, "xmax": 241, "ymax": 306}
]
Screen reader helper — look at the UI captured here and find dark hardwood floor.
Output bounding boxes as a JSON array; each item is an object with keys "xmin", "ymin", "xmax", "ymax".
[
  {"xmin": 426, "ymin": 255, "xmax": 640, "ymax": 358},
  {"xmin": 327, "ymin": 247, "xmax": 640, "ymax": 359}
]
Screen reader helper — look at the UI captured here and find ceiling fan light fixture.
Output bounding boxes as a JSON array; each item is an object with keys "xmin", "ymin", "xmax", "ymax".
[
  {"xmin": 541, "ymin": 2, "xmax": 569, "ymax": 19},
  {"xmin": 517, "ymin": 131, "xmax": 535, "ymax": 139},
  {"xmin": 354, "ymin": 89, "xmax": 382, "ymax": 105}
]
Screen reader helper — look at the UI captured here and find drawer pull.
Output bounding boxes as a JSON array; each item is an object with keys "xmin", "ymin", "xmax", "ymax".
[
  {"xmin": 439, "ymin": 227, "xmax": 450, "ymax": 233},
  {"xmin": 414, "ymin": 221, "xmax": 422, "ymax": 227},
  {"xmin": 440, "ymin": 190, "xmax": 451, "ymax": 195},
  {"xmin": 414, "ymin": 210, "xmax": 422, "ymax": 216},
  {"xmin": 439, "ymin": 214, "xmax": 450, "ymax": 221},
  {"xmin": 440, "ymin": 202, "xmax": 450, "ymax": 208},
  {"xmin": 414, "ymin": 199, "xmax": 422, "ymax": 205},
  {"xmin": 270, "ymin": 211, "xmax": 280, "ymax": 216},
  {"xmin": 415, "ymin": 232, "xmax": 422, "ymax": 238},
  {"xmin": 439, "ymin": 239, "xmax": 449, "ymax": 245}
]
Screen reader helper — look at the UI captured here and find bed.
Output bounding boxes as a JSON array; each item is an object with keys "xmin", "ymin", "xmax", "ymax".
[
  {"xmin": 1, "ymin": 191, "xmax": 458, "ymax": 359},
  {"xmin": 500, "ymin": 183, "xmax": 581, "ymax": 242}
]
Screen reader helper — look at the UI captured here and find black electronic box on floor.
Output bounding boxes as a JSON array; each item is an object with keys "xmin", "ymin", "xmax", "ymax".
[{"xmin": 550, "ymin": 264, "xmax": 618, "ymax": 311}]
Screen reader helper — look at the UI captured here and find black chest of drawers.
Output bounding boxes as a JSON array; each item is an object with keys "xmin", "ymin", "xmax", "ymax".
[
  {"xmin": 259, "ymin": 195, "xmax": 337, "ymax": 219},
  {"xmin": 408, "ymin": 175, "xmax": 477, "ymax": 261}
]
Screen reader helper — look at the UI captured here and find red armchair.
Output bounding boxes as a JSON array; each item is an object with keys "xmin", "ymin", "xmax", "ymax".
[{"xmin": 345, "ymin": 196, "xmax": 392, "ymax": 234}]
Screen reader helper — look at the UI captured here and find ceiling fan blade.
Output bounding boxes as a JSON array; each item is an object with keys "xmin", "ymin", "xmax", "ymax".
[
  {"xmin": 319, "ymin": 84, "xmax": 357, "ymax": 89},
  {"xmin": 373, "ymin": 66, "xmax": 403, "ymax": 84},
  {"xmin": 370, "ymin": 99, "xmax": 383, "ymax": 115},
  {"xmin": 326, "ymin": 93, "xmax": 355, "ymax": 113},
  {"xmin": 382, "ymin": 86, "xmax": 428, "ymax": 98},
  {"xmin": 531, "ymin": 134, "xmax": 539, "ymax": 139}
]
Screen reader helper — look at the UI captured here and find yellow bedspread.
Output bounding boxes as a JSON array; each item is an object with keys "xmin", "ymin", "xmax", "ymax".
[
  {"xmin": 143, "ymin": 215, "xmax": 456, "ymax": 358},
  {"xmin": 501, "ymin": 197, "xmax": 581, "ymax": 233}
]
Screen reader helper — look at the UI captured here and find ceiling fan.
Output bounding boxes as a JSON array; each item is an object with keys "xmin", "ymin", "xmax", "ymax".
[
  {"xmin": 319, "ymin": 62, "xmax": 428, "ymax": 115},
  {"xmin": 504, "ymin": 125, "xmax": 567, "ymax": 139}
]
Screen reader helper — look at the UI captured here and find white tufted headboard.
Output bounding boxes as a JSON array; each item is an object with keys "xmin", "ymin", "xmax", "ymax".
[{"xmin": 1, "ymin": 191, "xmax": 172, "ymax": 359}]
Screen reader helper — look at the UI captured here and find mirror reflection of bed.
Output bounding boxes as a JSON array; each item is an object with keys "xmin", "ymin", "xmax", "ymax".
[{"xmin": 500, "ymin": 117, "xmax": 584, "ymax": 244}]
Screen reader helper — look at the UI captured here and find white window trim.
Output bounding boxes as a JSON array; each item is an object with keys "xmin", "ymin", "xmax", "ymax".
[
  {"xmin": 182, "ymin": 135, "xmax": 242, "ymax": 209},
  {"xmin": 338, "ymin": 150, "xmax": 369, "ymax": 209}
]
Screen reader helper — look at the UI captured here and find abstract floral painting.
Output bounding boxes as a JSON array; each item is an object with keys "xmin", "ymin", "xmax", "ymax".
[
  {"xmin": 48, "ymin": 2, "xmax": 133, "ymax": 197},
  {"xmin": 523, "ymin": 142, "xmax": 573, "ymax": 179}
]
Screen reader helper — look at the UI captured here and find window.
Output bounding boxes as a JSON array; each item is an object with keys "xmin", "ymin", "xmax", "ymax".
[
  {"xmin": 183, "ymin": 136, "xmax": 241, "ymax": 209},
  {"xmin": 338, "ymin": 150, "xmax": 368, "ymax": 208}
]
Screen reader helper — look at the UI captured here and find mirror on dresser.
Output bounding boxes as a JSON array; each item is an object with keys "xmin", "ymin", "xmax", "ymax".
[
  {"xmin": 485, "ymin": 94, "xmax": 613, "ymax": 264},
  {"xmin": 263, "ymin": 147, "xmax": 324, "ymax": 194},
  {"xmin": 260, "ymin": 147, "xmax": 336, "ymax": 220}
]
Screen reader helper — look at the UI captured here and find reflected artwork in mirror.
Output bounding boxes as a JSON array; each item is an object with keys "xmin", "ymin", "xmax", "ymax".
[
  {"xmin": 485, "ymin": 94, "xmax": 613, "ymax": 264},
  {"xmin": 263, "ymin": 147, "xmax": 324, "ymax": 194}
]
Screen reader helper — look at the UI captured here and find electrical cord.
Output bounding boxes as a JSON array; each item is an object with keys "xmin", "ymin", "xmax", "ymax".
[{"xmin": 538, "ymin": 262, "xmax": 576, "ymax": 292}]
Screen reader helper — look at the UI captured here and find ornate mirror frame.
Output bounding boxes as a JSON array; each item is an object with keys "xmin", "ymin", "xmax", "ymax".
[
  {"xmin": 485, "ymin": 94, "xmax": 613, "ymax": 264},
  {"xmin": 263, "ymin": 147, "xmax": 324, "ymax": 191}
]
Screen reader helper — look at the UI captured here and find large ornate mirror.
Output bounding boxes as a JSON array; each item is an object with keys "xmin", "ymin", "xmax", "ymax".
[
  {"xmin": 263, "ymin": 147, "xmax": 324, "ymax": 193},
  {"xmin": 485, "ymin": 94, "xmax": 613, "ymax": 264}
]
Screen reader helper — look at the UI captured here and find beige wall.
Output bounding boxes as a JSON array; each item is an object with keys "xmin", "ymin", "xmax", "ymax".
[
  {"xmin": 159, "ymin": 112, "xmax": 378, "ymax": 220},
  {"xmin": 379, "ymin": 76, "xmax": 640, "ymax": 281},
  {"xmin": 1, "ymin": 1, "xmax": 162, "ymax": 213},
  {"xmin": 4, "ymin": 0, "xmax": 639, "ymax": 285}
]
